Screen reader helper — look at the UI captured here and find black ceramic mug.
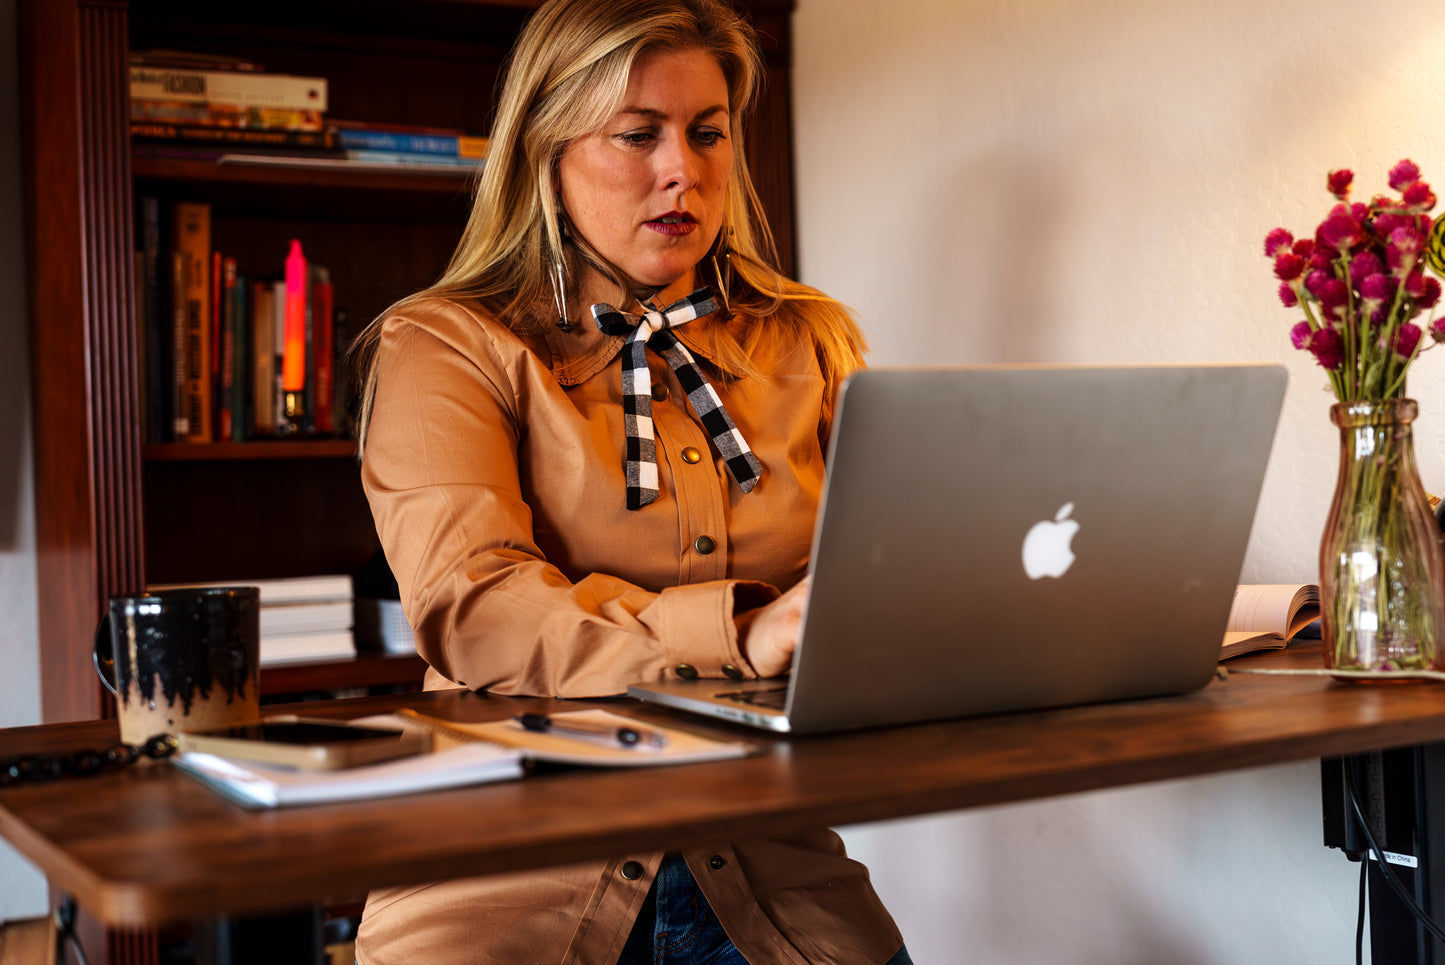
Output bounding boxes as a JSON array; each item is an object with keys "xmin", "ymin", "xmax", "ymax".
[{"xmin": 93, "ymin": 586, "xmax": 262, "ymax": 745}]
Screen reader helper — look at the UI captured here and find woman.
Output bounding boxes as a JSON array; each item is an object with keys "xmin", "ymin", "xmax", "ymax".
[{"xmin": 352, "ymin": 0, "xmax": 911, "ymax": 961}]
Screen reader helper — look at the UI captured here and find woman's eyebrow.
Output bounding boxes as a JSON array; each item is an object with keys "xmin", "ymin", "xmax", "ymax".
[{"xmin": 615, "ymin": 104, "xmax": 729, "ymax": 122}]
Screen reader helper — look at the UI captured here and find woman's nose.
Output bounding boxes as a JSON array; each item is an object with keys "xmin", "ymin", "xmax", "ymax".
[{"xmin": 657, "ymin": 139, "xmax": 700, "ymax": 193}]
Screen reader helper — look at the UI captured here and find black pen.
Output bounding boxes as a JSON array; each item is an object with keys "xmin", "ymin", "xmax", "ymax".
[{"xmin": 514, "ymin": 713, "xmax": 668, "ymax": 749}]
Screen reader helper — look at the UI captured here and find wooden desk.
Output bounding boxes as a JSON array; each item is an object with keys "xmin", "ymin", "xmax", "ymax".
[{"xmin": 3, "ymin": 643, "xmax": 1444, "ymax": 928}]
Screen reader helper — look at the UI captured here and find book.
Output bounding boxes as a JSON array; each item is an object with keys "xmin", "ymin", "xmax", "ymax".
[
  {"xmin": 397, "ymin": 708, "xmax": 757, "ymax": 768},
  {"xmin": 173, "ymin": 739, "xmax": 525, "ymax": 808},
  {"xmin": 138, "ymin": 195, "xmax": 168, "ymax": 443},
  {"xmin": 168, "ymin": 250, "xmax": 189, "ymax": 438},
  {"xmin": 251, "ymin": 279, "xmax": 276, "ymax": 436},
  {"xmin": 261, "ymin": 600, "xmax": 352, "ymax": 637},
  {"xmin": 130, "ymin": 66, "xmax": 328, "ymax": 112},
  {"xmin": 171, "ymin": 201, "xmax": 212, "ymax": 442},
  {"xmin": 333, "ymin": 127, "xmax": 489, "ymax": 159},
  {"xmin": 311, "ymin": 265, "xmax": 334, "ymax": 433},
  {"xmin": 1221, "ymin": 583, "xmax": 1322, "ymax": 659},
  {"xmin": 217, "ymin": 255, "xmax": 237, "ymax": 441},
  {"xmin": 151, "ymin": 574, "xmax": 352, "ymax": 604},
  {"xmin": 131, "ymin": 101, "xmax": 324, "ymax": 131},
  {"xmin": 260, "ymin": 631, "xmax": 356, "ymax": 666},
  {"xmin": 130, "ymin": 48, "xmax": 266, "ymax": 73},
  {"xmin": 131, "ymin": 120, "xmax": 338, "ymax": 149}
]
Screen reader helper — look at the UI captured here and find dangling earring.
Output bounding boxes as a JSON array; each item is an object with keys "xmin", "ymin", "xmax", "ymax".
[
  {"xmin": 550, "ymin": 210, "xmax": 574, "ymax": 332},
  {"xmin": 710, "ymin": 229, "xmax": 734, "ymax": 315}
]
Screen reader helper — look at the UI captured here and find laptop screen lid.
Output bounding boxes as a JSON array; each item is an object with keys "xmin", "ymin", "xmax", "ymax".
[{"xmin": 630, "ymin": 363, "xmax": 1287, "ymax": 735}]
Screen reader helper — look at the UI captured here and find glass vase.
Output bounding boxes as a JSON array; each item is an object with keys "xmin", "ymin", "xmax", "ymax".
[{"xmin": 1319, "ymin": 399, "xmax": 1445, "ymax": 675}]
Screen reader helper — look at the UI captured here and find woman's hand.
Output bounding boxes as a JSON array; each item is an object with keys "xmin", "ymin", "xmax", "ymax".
[{"xmin": 740, "ymin": 578, "xmax": 809, "ymax": 679}]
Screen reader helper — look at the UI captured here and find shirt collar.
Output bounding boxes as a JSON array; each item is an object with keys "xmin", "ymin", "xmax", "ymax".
[{"xmin": 538, "ymin": 313, "xmax": 746, "ymax": 386}]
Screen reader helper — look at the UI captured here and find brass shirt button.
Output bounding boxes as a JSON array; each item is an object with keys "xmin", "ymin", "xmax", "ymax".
[
  {"xmin": 681, "ymin": 446, "xmax": 702, "ymax": 464},
  {"xmin": 652, "ymin": 383, "xmax": 670, "ymax": 402},
  {"xmin": 709, "ymin": 854, "xmax": 726, "ymax": 870},
  {"xmin": 621, "ymin": 860, "xmax": 644, "ymax": 880},
  {"xmin": 694, "ymin": 535, "xmax": 716, "ymax": 555},
  {"xmin": 675, "ymin": 663, "xmax": 699, "ymax": 680},
  {"xmin": 722, "ymin": 664, "xmax": 743, "ymax": 680}
]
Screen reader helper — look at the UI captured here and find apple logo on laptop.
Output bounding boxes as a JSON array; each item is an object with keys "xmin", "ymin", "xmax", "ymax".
[{"xmin": 1022, "ymin": 502, "xmax": 1079, "ymax": 580}]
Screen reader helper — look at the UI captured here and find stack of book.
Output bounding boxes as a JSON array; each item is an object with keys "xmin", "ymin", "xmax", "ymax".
[
  {"xmin": 151, "ymin": 575, "xmax": 357, "ymax": 666},
  {"xmin": 138, "ymin": 199, "xmax": 350, "ymax": 443},
  {"xmin": 129, "ymin": 50, "xmax": 337, "ymax": 160}
]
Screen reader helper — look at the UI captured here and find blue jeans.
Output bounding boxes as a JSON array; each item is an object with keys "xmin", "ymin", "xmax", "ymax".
[{"xmin": 617, "ymin": 854, "xmax": 914, "ymax": 965}]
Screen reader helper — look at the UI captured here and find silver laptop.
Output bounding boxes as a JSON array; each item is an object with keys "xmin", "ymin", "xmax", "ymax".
[{"xmin": 628, "ymin": 363, "xmax": 1287, "ymax": 734}]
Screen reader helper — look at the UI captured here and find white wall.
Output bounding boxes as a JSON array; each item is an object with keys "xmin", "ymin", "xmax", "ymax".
[
  {"xmin": 791, "ymin": 0, "xmax": 1445, "ymax": 960},
  {"xmin": 0, "ymin": 0, "xmax": 48, "ymax": 922}
]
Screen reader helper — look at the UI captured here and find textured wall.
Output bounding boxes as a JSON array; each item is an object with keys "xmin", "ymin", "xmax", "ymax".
[{"xmin": 791, "ymin": 0, "xmax": 1445, "ymax": 959}]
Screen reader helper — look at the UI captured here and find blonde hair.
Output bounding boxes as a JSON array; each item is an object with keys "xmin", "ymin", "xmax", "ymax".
[{"xmin": 352, "ymin": 0, "xmax": 866, "ymax": 450}]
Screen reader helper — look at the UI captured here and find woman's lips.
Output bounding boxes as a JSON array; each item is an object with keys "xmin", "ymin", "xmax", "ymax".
[{"xmin": 645, "ymin": 213, "xmax": 697, "ymax": 237}]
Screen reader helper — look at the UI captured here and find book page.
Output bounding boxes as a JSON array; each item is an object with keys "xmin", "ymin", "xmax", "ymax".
[{"xmin": 1227, "ymin": 584, "xmax": 1317, "ymax": 637}]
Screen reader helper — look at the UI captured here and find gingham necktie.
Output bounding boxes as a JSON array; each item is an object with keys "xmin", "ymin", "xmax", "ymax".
[{"xmin": 591, "ymin": 288, "xmax": 763, "ymax": 510}]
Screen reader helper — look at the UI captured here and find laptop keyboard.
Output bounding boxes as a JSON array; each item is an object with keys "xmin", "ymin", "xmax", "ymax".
[{"xmin": 718, "ymin": 687, "xmax": 788, "ymax": 710}]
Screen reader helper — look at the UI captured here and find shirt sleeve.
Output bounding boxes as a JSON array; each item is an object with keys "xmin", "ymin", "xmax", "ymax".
[{"xmin": 360, "ymin": 307, "xmax": 779, "ymax": 698}]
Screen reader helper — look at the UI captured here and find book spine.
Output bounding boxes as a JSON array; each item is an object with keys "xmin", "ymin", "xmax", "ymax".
[
  {"xmin": 130, "ymin": 102, "xmax": 324, "ymax": 131},
  {"xmin": 335, "ymin": 130, "xmax": 457, "ymax": 156},
  {"xmin": 232, "ymin": 270, "xmax": 250, "ymax": 443},
  {"xmin": 251, "ymin": 279, "xmax": 275, "ymax": 437},
  {"xmin": 218, "ymin": 256, "xmax": 237, "ymax": 442},
  {"xmin": 172, "ymin": 202, "xmax": 212, "ymax": 442},
  {"xmin": 272, "ymin": 279, "xmax": 286, "ymax": 434},
  {"xmin": 131, "ymin": 121, "xmax": 336, "ymax": 148},
  {"xmin": 129, "ymin": 67, "xmax": 328, "ymax": 111},
  {"xmin": 312, "ymin": 267, "xmax": 334, "ymax": 434},
  {"xmin": 139, "ymin": 195, "xmax": 168, "ymax": 443},
  {"xmin": 211, "ymin": 250, "xmax": 224, "ymax": 440},
  {"xmin": 282, "ymin": 242, "xmax": 307, "ymax": 429},
  {"xmin": 168, "ymin": 251, "xmax": 189, "ymax": 439}
]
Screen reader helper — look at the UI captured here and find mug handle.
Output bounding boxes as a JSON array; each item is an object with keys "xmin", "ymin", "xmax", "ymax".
[{"xmin": 93, "ymin": 612, "xmax": 118, "ymax": 697}]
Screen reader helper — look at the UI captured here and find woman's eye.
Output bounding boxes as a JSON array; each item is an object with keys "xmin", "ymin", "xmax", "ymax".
[
  {"xmin": 693, "ymin": 129, "xmax": 726, "ymax": 147},
  {"xmin": 616, "ymin": 131, "xmax": 654, "ymax": 146}
]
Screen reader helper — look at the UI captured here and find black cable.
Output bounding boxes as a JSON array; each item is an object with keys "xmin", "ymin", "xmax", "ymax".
[
  {"xmin": 1343, "ymin": 766, "xmax": 1445, "ymax": 945},
  {"xmin": 1357, "ymin": 851, "xmax": 1366, "ymax": 965}
]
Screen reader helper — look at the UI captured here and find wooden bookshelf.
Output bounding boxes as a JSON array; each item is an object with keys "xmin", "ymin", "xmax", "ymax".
[{"xmin": 19, "ymin": 0, "xmax": 798, "ymax": 737}]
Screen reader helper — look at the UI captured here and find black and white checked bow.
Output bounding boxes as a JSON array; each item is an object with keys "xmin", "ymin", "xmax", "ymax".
[{"xmin": 591, "ymin": 288, "xmax": 763, "ymax": 510}]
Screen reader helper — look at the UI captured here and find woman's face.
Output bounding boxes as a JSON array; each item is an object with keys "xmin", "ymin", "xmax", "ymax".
[{"xmin": 559, "ymin": 47, "xmax": 733, "ymax": 307}]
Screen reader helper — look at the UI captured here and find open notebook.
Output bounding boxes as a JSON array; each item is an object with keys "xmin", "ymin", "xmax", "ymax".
[{"xmin": 630, "ymin": 363, "xmax": 1287, "ymax": 734}]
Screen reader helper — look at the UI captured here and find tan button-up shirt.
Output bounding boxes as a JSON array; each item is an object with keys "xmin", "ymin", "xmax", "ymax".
[{"xmin": 357, "ymin": 296, "xmax": 902, "ymax": 964}]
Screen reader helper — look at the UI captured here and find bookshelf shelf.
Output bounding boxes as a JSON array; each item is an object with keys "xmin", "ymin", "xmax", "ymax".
[
  {"xmin": 145, "ymin": 440, "xmax": 358, "ymax": 462},
  {"xmin": 132, "ymin": 155, "xmax": 478, "ymax": 194}
]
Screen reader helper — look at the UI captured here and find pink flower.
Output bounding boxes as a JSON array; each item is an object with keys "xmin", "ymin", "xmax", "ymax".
[
  {"xmin": 1403, "ymin": 180, "xmax": 1437, "ymax": 211},
  {"xmin": 1420, "ymin": 276, "xmax": 1443, "ymax": 309},
  {"xmin": 1390, "ymin": 159, "xmax": 1422, "ymax": 191},
  {"xmin": 1395, "ymin": 322, "xmax": 1423, "ymax": 359},
  {"xmin": 1290, "ymin": 320, "xmax": 1312, "ymax": 348},
  {"xmin": 1350, "ymin": 251, "xmax": 1385, "ymax": 285},
  {"xmin": 1292, "ymin": 238, "xmax": 1316, "ymax": 260},
  {"xmin": 1264, "ymin": 228, "xmax": 1294, "ymax": 257},
  {"xmin": 1328, "ymin": 169, "xmax": 1354, "ymax": 199},
  {"xmin": 1373, "ymin": 210, "xmax": 1415, "ymax": 238},
  {"xmin": 1317, "ymin": 204, "xmax": 1365, "ymax": 251},
  {"xmin": 1309, "ymin": 327, "xmax": 1345, "ymax": 370},
  {"xmin": 1387, "ymin": 226, "xmax": 1425, "ymax": 274},
  {"xmin": 1273, "ymin": 252, "xmax": 1305, "ymax": 281},
  {"xmin": 1280, "ymin": 282, "xmax": 1300, "ymax": 308},
  {"xmin": 1432, "ymin": 318, "xmax": 1445, "ymax": 343},
  {"xmin": 1360, "ymin": 272, "xmax": 1396, "ymax": 302}
]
